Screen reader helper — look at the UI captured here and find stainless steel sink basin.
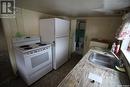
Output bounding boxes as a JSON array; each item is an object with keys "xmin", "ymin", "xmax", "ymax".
[{"xmin": 88, "ymin": 52, "xmax": 119, "ymax": 69}]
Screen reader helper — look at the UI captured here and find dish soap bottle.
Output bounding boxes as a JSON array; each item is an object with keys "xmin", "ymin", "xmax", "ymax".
[
  {"xmin": 111, "ymin": 42, "xmax": 116, "ymax": 53},
  {"xmin": 115, "ymin": 40, "xmax": 121, "ymax": 55}
]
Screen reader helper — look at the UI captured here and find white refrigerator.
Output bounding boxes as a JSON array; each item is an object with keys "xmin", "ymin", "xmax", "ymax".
[{"xmin": 40, "ymin": 18, "xmax": 70, "ymax": 69}]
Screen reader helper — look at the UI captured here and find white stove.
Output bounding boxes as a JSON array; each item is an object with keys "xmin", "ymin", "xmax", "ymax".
[{"xmin": 13, "ymin": 36, "xmax": 52, "ymax": 85}]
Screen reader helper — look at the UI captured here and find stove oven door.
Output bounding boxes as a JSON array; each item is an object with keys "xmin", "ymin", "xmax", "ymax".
[{"xmin": 24, "ymin": 46, "xmax": 52, "ymax": 74}]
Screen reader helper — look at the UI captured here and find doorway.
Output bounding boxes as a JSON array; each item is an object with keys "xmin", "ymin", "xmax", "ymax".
[
  {"xmin": 75, "ymin": 19, "xmax": 86, "ymax": 55},
  {"xmin": 0, "ymin": 19, "xmax": 14, "ymax": 85}
]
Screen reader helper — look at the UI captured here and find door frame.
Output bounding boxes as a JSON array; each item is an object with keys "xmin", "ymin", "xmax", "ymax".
[{"xmin": 69, "ymin": 18, "xmax": 87, "ymax": 55}]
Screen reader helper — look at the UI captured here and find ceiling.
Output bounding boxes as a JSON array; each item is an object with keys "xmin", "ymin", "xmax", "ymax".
[{"xmin": 16, "ymin": 0, "xmax": 130, "ymax": 17}]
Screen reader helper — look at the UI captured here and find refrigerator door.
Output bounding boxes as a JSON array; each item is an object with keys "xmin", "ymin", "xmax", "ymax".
[
  {"xmin": 55, "ymin": 18, "xmax": 70, "ymax": 37},
  {"xmin": 53, "ymin": 37, "xmax": 69, "ymax": 69}
]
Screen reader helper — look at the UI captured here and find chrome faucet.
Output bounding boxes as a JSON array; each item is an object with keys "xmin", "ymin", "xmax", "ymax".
[
  {"xmin": 111, "ymin": 51, "xmax": 120, "ymax": 60},
  {"xmin": 110, "ymin": 51, "xmax": 124, "ymax": 67}
]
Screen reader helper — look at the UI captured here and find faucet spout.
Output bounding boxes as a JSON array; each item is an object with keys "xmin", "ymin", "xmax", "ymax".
[
  {"xmin": 110, "ymin": 51, "xmax": 125, "ymax": 68},
  {"xmin": 110, "ymin": 51, "xmax": 120, "ymax": 60}
]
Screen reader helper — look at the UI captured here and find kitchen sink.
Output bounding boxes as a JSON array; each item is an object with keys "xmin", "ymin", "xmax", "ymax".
[{"xmin": 88, "ymin": 52, "xmax": 119, "ymax": 69}]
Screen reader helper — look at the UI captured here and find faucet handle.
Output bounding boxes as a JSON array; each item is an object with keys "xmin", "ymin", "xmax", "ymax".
[{"xmin": 118, "ymin": 59, "xmax": 124, "ymax": 67}]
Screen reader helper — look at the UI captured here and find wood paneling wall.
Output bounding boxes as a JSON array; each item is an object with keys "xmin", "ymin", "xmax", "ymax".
[
  {"xmin": 0, "ymin": 20, "xmax": 8, "ymax": 51},
  {"xmin": 84, "ymin": 17, "xmax": 122, "ymax": 53},
  {"xmin": 1, "ymin": 8, "xmax": 53, "ymax": 74}
]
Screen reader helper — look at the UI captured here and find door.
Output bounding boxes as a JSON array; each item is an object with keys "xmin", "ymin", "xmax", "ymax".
[
  {"xmin": 75, "ymin": 19, "xmax": 86, "ymax": 55},
  {"xmin": 54, "ymin": 37, "xmax": 69, "ymax": 69},
  {"xmin": 69, "ymin": 20, "xmax": 77, "ymax": 54},
  {"xmin": 55, "ymin": 18, "xmax": 70, "ymax": 37},
  {"xmin": 25, "ymin": 46, "xmax": 52, "ymax": 74}
]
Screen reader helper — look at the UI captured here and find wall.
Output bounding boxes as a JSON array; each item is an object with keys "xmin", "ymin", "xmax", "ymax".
[
  {"xmin": 0, "ymin": 20, "xmax": 8, "ymax": 51},
  {"xmin": 1, "ymin": 8, "xmax": 54, "ymax": 74},
  {"xmin": 84, "ymin": 17, "xmax": 122, "ymax": 53}
]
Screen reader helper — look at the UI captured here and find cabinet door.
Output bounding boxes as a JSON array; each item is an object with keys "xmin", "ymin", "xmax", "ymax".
[
  {"xmin": 54, "ymin": 37, "xmax": 69, "ymax": 69},
  {"xmin": 55, "ymin": 18, "xmax": 70, "ymax": 37}
]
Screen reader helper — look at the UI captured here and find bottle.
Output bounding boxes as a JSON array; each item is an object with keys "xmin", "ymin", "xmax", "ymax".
[
  {"xmin": 115, "ymin": 41, "xmax": 120, "ymax": 55},
  {"xmin": 111, "ymin": 42, "xmax": 116, "ymax": 52}
]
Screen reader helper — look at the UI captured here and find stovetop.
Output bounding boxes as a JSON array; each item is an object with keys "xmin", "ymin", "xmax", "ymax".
[{"xmin": 19, "ymin": 42, "xmax": 47, "ymax": 51}]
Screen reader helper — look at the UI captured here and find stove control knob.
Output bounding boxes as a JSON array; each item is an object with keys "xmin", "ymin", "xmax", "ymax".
[
  {"xmin": 26, "ymin": 52, "xmax": 29, "ymax": 55},
  {"xmin": 34, "ymin": 50, "xmax": 37, "ymax": 53},
  {"xmin": 30, "ymin": 51, "xmax": 33, "ymax": 54},
  {"xmin": 46, "ymin": 47, "xmax": 48, "ymax": 49}
]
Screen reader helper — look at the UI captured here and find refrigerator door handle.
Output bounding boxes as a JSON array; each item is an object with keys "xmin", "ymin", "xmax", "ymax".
[{"xmin": 52, "ymin": 41, "xmax": 55, "ymax": 46}]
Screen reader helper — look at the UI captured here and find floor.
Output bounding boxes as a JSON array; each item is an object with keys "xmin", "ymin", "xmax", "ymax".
[
  {"xmin": 0, "ymin": 51, "xmax": 14, "ymax": 85},
  {"xmin": 0, "ymin": 53, "xmax": 82, "ymax": 87}
]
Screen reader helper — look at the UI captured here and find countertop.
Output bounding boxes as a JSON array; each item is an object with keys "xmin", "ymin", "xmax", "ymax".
[{"xmin": 57, "ymin": 49, "xmax": 130, "ymax": 87}]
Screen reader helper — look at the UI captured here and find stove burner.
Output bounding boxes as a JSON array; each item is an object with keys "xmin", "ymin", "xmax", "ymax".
[
  {"xmin": 20, "ymin": 45, "xmax": 30, "ymax": 48},
  {"xmin": 39, "ymin": 44, "xmax": 47, "ymax": 46},
  {"xmin": 36, "ymin": 42, "xmax": 41, "ymax": 44},
  {"xmin": 36, "ymin": 43, "xmax": 47, "ymax": 46},
  {"xmin": 24, "ymin": 47, "xmax": 32, "ymax": 50}
]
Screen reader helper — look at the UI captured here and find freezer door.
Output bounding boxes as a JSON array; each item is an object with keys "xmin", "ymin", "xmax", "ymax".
[
  {"xmin": 54, "ymin": 37, "xmax": 69, "ymax": 69},
  {"xmin": 40, "ymin": 19, "xmax": 55, "ymax": 43},
  {"xmin": 55, "ymin": 18, "xmax": 70, "ymax": 37}
]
